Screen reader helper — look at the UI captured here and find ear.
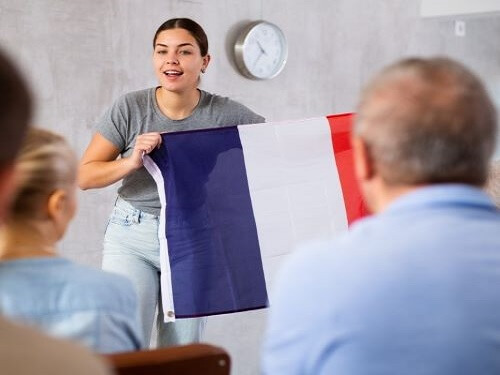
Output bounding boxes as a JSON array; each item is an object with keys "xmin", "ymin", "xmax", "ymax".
[
  {"xmin": 352, "ymin": 135, "xmax": 375, "ymax": 182},
  {"xmin": 201, "ymin": 54, "xmax": 211, "ymax": 72},
  {"xmin": 0, "ymin": 164, "xmax": 17, "ymax": 224},
  {"xmin": 47, "ymin": 189, "xmax": 67, "ymax": 223}
]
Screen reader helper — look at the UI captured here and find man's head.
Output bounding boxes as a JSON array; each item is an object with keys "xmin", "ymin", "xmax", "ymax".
[
  {"xmin": 353, "ymin": 57, "xmax": 497, "ymax": 212},
  {"xmin": 0, "ymin": 48, "xmax": 31, "ymax": 222}
]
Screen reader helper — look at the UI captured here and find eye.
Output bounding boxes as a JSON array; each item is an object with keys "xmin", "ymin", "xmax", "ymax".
[
  {"xmin": 179, "ymin": 50, "xmax": 192, "ymax": 55},
  {"xmin": 156, "ymin": 50, "xmax": 167, "ymax": 55}
]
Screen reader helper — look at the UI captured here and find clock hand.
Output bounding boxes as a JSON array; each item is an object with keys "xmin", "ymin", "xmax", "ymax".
[
  {"xmin": 256, "ymin": 40, "xmax": 268, "ymax": 55},
  {"xmin": 253, "ymin": 50, "xmax": 264, "ymax": 68}
]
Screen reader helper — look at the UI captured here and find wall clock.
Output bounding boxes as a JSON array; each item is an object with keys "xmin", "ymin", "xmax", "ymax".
[{"xmin": 234, "ymin": 21, "xmax": 288, "ymax": 80}]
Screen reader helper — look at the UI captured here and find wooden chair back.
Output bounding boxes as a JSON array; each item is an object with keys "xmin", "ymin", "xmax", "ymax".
[{"xmin": 104, "ymin": 343, "xmax": 231, "ymax": 375}]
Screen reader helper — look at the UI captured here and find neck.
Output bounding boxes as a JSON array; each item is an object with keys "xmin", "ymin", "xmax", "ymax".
[
  {"xmin": 0, "ymin": 221, "xmax": 57, "ymax": 261},
  {"xmin": 366, "ymin": 177, "xmax": 421, "ymax": 214},
  {"xmin": 156, "ymin": 87, "xmax": 201, "ymax": 120}
]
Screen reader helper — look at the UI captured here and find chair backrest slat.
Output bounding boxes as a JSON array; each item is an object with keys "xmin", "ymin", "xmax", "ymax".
[{"xmin": 103, "ymin": 343, "xmax": 231, "ymax": 375}]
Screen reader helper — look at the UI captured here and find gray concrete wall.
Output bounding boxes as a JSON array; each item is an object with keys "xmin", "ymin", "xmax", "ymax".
[{"xmin": 1, "ymin": 1, "xmax": 500, "ymax": 374}]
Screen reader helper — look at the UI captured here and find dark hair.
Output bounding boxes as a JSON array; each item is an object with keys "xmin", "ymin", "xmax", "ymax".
[
  {"xmin": 153, "ymin": 18, "xmax": 209, "ymax": 56},
  {"xmin": 355, "ymin": 57, "xmax": 497, "ymax": 186},
  {"xmin": 0, "ymin": 47, "xmax": 31, "ymax": 165}
]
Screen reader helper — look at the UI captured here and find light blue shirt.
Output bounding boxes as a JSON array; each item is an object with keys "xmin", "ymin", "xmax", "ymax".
[
  {"xmin": 0, "ymin": 257, "xmax": 142, "ymax": 353},
  {"xmin": 262, "ymin": 184, "xmax": 500, "ymax": 375}
]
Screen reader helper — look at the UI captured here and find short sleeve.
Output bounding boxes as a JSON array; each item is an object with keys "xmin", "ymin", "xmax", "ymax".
[
  {"xmin": 94, "ymin": 95, "xmax": 129, "ymax": 151},
  {"xmin": 235, "ymin": 101, "xmax": 265, "ymax": 125}
]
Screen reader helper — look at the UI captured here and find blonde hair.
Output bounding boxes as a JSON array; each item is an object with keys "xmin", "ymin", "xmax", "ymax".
[{"xmin": 11, "ymin": 128, "xmax": 76, "ymax": 220}]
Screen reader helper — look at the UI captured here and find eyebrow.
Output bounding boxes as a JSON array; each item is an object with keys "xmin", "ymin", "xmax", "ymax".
[{"xmin": 155, "ymin": 43, "xmax": 195, "ymax": 48}]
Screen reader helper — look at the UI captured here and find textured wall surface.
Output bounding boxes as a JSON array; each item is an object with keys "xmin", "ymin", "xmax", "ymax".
[{"xmin": 1, "ymin": 1, "xmax": 500, "ymax": 374}]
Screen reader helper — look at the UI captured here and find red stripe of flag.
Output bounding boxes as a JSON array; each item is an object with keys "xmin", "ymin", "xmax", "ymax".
[{"xmin": 327, "ymin": 113, "xmax": 369, "ymax": 225}]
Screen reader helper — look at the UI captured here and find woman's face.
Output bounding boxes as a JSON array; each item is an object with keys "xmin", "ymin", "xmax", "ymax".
[{"xmin": 152, "ymin": 28, "xmax": 210, "ymax": 94}]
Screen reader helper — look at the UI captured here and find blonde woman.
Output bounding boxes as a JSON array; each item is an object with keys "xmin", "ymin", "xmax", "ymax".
[{"xmin": 0, "ymin": 128, "xmax": 142, "ymax": 353}]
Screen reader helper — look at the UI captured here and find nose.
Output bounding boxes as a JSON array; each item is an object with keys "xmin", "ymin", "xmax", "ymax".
[{"xmin": 165, "ymin": 52, "xmax": 179, "ymax": 65}]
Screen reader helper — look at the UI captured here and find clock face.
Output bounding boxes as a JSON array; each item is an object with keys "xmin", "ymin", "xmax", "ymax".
[{"xmin": 234, "ymin": 21, "xmax": 288, "ymax": 80}]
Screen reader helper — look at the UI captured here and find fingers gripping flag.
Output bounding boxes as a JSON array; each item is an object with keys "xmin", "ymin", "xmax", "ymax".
[{"xmin": 143, "ymin": 114, "xmax": 367, "ymax": 322}]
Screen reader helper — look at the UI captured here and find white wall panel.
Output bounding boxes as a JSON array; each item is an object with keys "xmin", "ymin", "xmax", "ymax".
[{"xmin": 421, "ymin": 0, "xmax": 500, "ymax": 17}]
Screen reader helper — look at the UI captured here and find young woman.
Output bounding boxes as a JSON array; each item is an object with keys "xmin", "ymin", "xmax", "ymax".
[
  {"xmin": 0, "ymin": 128, "xmax": 142, "ymax": 353},
  {"xmin": 78, "ymin": 18, "xmax": 264, "ymax": 347}
]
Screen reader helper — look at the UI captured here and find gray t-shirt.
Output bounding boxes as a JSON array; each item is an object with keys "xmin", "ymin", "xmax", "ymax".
[{"xmin": 95, "ymin": 88, "xmax": 264, "ymax": 215}]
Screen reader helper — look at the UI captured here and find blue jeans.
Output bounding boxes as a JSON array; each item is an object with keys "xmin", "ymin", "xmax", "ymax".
[{"xmin": 102, "ymin": 197, "xmax": 206, "ymax": 347}]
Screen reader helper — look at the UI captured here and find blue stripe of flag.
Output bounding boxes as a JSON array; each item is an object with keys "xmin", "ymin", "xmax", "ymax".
[{"xmin": 150, "ymin": 127, "xmax": 268, "ymax": 318}]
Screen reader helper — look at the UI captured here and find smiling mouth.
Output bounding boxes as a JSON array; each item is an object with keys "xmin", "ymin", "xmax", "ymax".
[{"xmin": 164, "ymin": 70, "xmax": 183, "ymax": 77}]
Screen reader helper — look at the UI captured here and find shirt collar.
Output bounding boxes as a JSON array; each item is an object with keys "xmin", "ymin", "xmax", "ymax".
[{"xmin": 383, "ymin": 184, "xmax": 495, "ymax": 215}]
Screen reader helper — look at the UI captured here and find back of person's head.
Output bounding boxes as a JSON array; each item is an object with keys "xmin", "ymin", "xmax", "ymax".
[
  {"xmin": 0, "ymin": 47, "xmax": 31, "ymax": 224},
  {"xmin": 11, "ymin": 128, "xmax": 77, "ymax": 224},
  {"xmin": 355, "ymin": 57, "xmax": 497, "ymax": 186},
  {"xmin": 0, "ymin": 48, "xmax": 31, "ymax": 166},
  {"xmin": 485, "ymin": 160, "xmax": 500, "ymax": 208}
]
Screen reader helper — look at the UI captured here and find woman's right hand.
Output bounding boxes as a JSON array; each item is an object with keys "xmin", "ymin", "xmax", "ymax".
[
  {"xmin": 78, "ymin": 132, "xmax": 162, "ymax": 190},
  {"xmin": 128, "ymin": 132, "xmax": 163, "ymax": 170}
]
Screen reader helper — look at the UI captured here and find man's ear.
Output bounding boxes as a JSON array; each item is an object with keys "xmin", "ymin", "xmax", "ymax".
[
  {"xmin": 0, "ymin": 164, "xmax": 17, "ymax": 224},
  {"xmin": 352, "ymin": 136, "xmax": 375, "ymax": 182}
]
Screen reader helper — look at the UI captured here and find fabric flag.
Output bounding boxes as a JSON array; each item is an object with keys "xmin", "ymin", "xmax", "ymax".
[{"xmin": 143, "ymin": 114, "xmax": 367, "ymax": 322}]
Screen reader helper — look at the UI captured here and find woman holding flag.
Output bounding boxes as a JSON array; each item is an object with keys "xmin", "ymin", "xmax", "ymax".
[{"xmin": 78, "ymin": 18, "xmax": 263, "ymax": 347}]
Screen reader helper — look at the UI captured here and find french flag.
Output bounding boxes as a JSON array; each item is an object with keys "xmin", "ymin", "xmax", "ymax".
[{"xmin": 144, "ymin": 114, "xmax": 367, "ymax": 322}]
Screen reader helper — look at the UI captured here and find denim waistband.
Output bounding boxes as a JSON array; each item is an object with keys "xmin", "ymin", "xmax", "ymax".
[{"xmin": 115, "ymin": 196, "xmax": 159, "ymax": 220}]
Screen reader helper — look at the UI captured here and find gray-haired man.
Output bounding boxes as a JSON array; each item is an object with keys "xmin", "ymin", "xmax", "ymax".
[{"xmin": 263, "ymin": 57, "xmax": 500, "ymax": 375}]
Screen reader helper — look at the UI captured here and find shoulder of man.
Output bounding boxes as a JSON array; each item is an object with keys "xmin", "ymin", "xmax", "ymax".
[{"xmin": 273, "ymin": 215, "xmax": 381, "ymax": 300}]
